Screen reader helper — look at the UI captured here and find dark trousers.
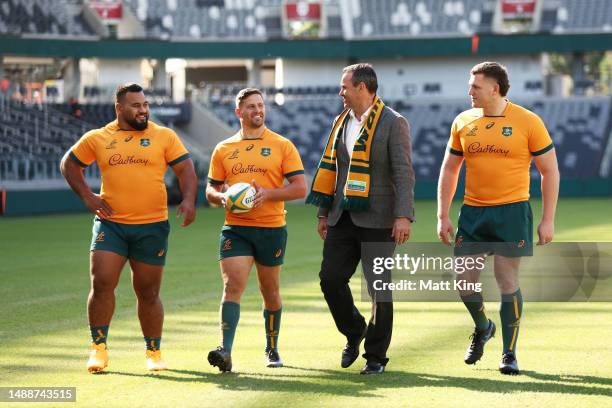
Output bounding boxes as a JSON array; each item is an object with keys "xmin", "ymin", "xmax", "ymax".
[{"xmin": 319, "ymin": 212, "xmax": 395, "ymax": 365}]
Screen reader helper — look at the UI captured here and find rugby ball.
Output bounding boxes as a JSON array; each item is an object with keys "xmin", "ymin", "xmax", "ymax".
[{"xmin": 225, "ymin": 182, "xmax": 257, "ymax": 213}]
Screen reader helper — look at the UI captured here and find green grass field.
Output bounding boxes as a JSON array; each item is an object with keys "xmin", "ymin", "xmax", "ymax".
[{"xmin": 1, "ymin": 198, "xmax": 611, "ymax": 407}]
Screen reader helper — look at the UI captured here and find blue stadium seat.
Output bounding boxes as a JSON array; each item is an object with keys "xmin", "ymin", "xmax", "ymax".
[{"xmin": 204, "ymin": 94, "xmax": 612, "ymax": 178}]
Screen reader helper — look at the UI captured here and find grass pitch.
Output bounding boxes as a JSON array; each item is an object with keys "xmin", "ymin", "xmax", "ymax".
[{"xmin": 1, "ymin": 198, "xmax": 611, "ymax": 407}]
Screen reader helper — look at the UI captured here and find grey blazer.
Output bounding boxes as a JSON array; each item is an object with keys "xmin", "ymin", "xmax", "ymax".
[{"xmin": 317, "ymin": 105, "xmax": 415, "ymax": 228}]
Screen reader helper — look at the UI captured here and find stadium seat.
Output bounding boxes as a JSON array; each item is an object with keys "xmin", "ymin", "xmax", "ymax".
[
  {"xmin": 552, "ymin": 0, "xmax": 612, "ymax": 33},
  {"xmin": 349, "ymin": 0, "xmax": 495, "ymax": 39},
  {"xmin": 0, "ymin": 0, "xmax": 94, "ymax": 36},
  {"xmin": 201, "ymin": 94, "xmax": 612, "ymax": 179}
]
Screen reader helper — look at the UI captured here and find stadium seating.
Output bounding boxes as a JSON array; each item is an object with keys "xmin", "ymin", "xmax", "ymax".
[
  {"xmin": 0, "ymin": 99, "xmax": 100, "ymax": 181},
  {"xmin": 525, "ymin": 97, "xmax": 611, "ymax": 178},
  {"xmin": 548, "ymin": 0, "xmax": 612, "ymax": 33},
  {"xmin": 1, "ymin": 94, "xmax": 610, "ymax": 182},
  {"xmin": 205, "ymin": 95, "xmax": 612, "ymax": 180},
  {"xmin": 121, "ymin": 0, "xmax": 342, "ymax": 40},
  {"xmin": 347, "ymin": 0, "xmax": 495, "ymax": 39},
  {"xmin": 0, "ymin": 97, "xmax": 194, "ymax": 182},
  {"xmin": 0, "ymin": 0, "xmax": 94, "ymax": 36},
  {"xmin": 3, "ymin": 0, "xmax": 612, "ymax": 41},
  {"xmin": 123, "ymin": 0, "xmax": 270, "ymax": 39},
  {"xmin": 122, "ymin": 0, "xmax": 496, "ymax": 40}
]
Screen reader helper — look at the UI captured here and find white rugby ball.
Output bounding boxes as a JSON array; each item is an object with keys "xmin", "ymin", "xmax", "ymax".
[{"xmin": 225, "ymin": 182, "xmax": 257, "ymax": 213}]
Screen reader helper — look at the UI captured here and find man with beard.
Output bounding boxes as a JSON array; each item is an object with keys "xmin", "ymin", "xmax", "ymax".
[
  {"xmin": 206, "ymin": 88, "xmax": 306, "ymax": 372},
  {"xmin": 60, "ymin": 83, "xmax": 197, "ymax": 373}
]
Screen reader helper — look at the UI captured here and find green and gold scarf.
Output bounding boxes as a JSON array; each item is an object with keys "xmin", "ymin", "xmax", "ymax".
[{"xmin": 306, "ymin": 96, "xmax": 385, "ymax": 211}]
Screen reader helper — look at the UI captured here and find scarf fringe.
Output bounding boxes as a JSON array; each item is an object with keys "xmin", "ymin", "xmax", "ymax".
[
  {"xmin": 341, "ymin": 196, "xmax": 370, "ymax": 211},
  {"xmin": 306, "ymin": 191, "xmax": 334, "ymax": 209}
]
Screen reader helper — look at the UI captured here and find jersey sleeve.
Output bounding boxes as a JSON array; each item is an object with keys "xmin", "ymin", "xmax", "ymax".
[
  {"xmin": 282, "ymin": 140, "xmax": 305, "ymax": 178},
  {"xmin": 207, "ymin": 145, "xmax": 226, "ymax": 185},
  {"xmin": 447, "ymin": 118, "xmax": 463, "ymax": 156},
  {"xmin": 528, "ymin": 114, "xmax": 554, "ymax": 156},
  {"xmin": 69, "ymin": 130, "xmax": 98, "ymax": 167},
  {"xmin": 165, "ymin": 130, "xmax": 190, "ymax": 166}
]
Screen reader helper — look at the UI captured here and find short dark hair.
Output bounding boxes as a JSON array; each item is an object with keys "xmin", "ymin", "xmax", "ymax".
[
  {"xmin": 115, "ymin": 83, "xmax": 144, "ymax": 103},
  {"xmin": 470, "ymin": 62, "xmax": 510, "ymax": 97},
  {"xmin": 342, "ymin": 63, "xmax": 378, "ymax": 94},
  {"xmin": 235, "ymin": 87, "xmax": 264, "ymax": 108}
]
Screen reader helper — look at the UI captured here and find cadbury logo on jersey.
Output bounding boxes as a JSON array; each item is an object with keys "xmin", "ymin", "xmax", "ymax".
[
  {"xmin": 108, "ymin": 154, "xmax": 150, "ymax": 166},
  {"xmin": 467, "ymin": 142, "xmax": 510, "ymax": 157},
  {"xmin": 231, "ymin": 162, "xmax": 267, "ymax": 175}
]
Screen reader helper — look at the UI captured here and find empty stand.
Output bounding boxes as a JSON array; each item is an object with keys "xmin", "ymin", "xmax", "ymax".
[
  {"xmin": 203, "ymin": 94, "xmax": 612, "ymax": 180},
  {"xmin": 551, "ymin": 0, "xmax": 612, "ymax": 33},
  {"xmin": 0, "ymin": 99, "xmax": 100, "ymax": 181},
  {"xmin": 3, "ymin": 0, "xmax": 612, "ymax": 40},
  {"xmin": 348, "ymin": 0, "xmax": 495, "ymax": 39},
  {"xmin": 1, "ymin": 95, "xmax": 610, "ymax": 182},
  {"xmin": 123, "ymin": 0, "xmax": 271, "ymax": 39},
  {"xmin": 0, "ymin": 0, "xmax": 94, "ymax": 36},
  {"xmin": 121, "ymin": 0, "xmax": 343, "ymax": 40}
]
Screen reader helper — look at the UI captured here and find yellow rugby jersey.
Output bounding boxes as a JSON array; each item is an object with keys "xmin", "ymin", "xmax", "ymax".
[
  {"xmin": 70, "ymin": 120, "xmax": 190, "ymax": 224},
  {"xmin": 448, "ymin": 101, "xmax": 553, "ymax": 206},
  {"xmin": 208, "ymin": 128, "xmax": 305, "ymax": 227}
]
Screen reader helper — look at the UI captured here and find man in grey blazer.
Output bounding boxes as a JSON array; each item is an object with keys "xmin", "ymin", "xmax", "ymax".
[{"xmin": 310, "ymin": 63, "xmax": 415, "ymax": 374}]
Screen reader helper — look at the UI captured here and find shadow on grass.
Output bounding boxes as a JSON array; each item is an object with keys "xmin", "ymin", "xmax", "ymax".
[
  {"xmin": 105, "ymin": 366, "xmax": 612, "ymax": 398},
  {"xmin": 520, "ymin": 370, "xmax": 612, "ymax": 387}
]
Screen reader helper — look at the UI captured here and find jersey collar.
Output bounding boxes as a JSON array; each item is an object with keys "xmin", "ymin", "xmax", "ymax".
[
  {"xmin": 240, "ymin": 127, "xmax": 267, "ymax": 140},
  {"xmin": 105, "ymin": 119, "xmax": 153, "ymax": 134},
  {"xmin": 483, "ymin": 99, "xmax": 511, "ymax": 118}
]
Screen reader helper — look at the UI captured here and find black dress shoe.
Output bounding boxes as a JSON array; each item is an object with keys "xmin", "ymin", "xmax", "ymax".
[
  {"xmin": 360, "ymin": 361, "xmax": 385, "ymax": 374},
  {"xmin": 341, "ymin": 327, "xmax": 367, "ymax": 368}
]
